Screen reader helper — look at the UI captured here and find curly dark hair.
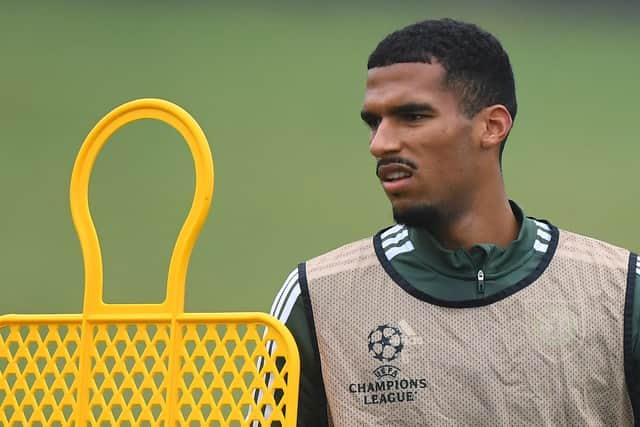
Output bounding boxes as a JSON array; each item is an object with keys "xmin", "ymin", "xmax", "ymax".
[{"xmin": 368, "ymin": 18, "xmax": 517, "ymax": 160}]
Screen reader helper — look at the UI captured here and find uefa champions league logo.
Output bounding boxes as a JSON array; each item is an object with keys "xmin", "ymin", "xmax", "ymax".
[
  {"xmin": 348, "ymin": 324, "xmax": 427, "ymax": 404},
  {"xmin": 368, "ymin": 324, "xmax": 404, "ymax": 363}
]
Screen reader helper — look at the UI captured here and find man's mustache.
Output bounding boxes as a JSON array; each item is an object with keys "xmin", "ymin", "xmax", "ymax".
[{"xmin": 376, "ymin": 157, "xmax": 418, "ymax": 177}]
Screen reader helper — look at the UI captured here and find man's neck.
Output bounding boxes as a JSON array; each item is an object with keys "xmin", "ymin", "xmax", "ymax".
[{"xmin": 429, "ymin": 196, "xmax": 519, "ymax": 251}]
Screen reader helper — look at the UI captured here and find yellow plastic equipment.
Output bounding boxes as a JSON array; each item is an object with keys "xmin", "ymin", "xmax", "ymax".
[{"xmin": 0, "ymin": 99, "xmax": 300, "ymax": 426}]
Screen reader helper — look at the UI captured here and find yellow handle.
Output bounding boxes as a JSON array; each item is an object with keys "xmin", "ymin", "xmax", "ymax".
[{"xmin": 70, "ymin": 99, "xmax": 214, "ymax": 316}]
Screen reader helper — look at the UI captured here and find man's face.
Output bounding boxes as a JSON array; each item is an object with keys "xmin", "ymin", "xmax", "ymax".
[{"xmin": 361, "ymin": 62, "xmax": 478, "ymax": 224}]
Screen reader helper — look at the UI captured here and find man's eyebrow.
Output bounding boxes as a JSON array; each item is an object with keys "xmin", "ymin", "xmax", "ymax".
[
  {"xmin": 360, "ymin": 110, "xmax": 378, "ymax": 122},
  {"xmin": 390, "ymin": 103, "xmax": 436, "ymax": 115},
  {"xmin": 360, "ymin": 102, "xmax": 436, "ymax": 122}
]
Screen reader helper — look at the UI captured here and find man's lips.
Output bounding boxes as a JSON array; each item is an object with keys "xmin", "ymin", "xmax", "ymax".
[
  {"xmin": 376, "ymin": 158, "xmax": 417, "ymax": 193},
  {"xmin": 376, "ymin": 158, "xmax": 417, "ymax": 181}
]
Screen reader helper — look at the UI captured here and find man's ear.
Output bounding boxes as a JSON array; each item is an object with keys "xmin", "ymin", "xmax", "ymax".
[{"xmin": 477, "ymin": 105, "xmax": 513, "ymax": 150}]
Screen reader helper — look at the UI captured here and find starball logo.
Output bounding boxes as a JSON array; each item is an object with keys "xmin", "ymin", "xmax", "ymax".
[{"xmin": 348, "ymin": 324, "xmax": 427, "ymax": 405}]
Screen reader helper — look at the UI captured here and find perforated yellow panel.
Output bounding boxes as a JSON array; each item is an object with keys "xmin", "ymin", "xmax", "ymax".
[
  {"xmin": 0, "ymin": 99, "xmax": 300, "ymax": 426},
  {"xmin": 0, "ymin": 320, "xmax": 82, "ymax": 426},
  {"xmin": 177, "ymin": 317, "xmax": 293, "ymax": 426},
  {"xmin": 85, "ymin": 321, "xmax": 172, "ymax": 424}
]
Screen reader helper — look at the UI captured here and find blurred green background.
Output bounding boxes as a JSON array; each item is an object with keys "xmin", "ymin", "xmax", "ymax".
[{"xmin": 0, "ymin": 1, "xmax": 638, "ymax": 315}]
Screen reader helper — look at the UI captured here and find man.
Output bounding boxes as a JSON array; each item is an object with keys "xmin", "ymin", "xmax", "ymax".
[{"xmin": 269, "ymin": 18, "xmax": 639, "ymax": 425}]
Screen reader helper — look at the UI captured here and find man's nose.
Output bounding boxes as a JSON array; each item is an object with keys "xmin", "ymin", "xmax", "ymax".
[{"xmin": 369, "ymin": 119, "xmax": 401, "ymax": 158}]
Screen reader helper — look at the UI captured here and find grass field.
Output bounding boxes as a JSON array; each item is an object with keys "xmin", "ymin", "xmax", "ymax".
[{"xmin": 0, "ymin": 2, "xmax": 638, "ymax": 316}]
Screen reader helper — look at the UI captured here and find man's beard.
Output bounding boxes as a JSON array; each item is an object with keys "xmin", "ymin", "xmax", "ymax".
[{"xmin": 392, "ymin": 204, "xmax": 443, "ymax": 229}]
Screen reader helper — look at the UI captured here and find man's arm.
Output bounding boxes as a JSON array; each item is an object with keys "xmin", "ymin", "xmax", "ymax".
[{"xmin": 270, "ymin": 267, "xmax": 329, "ymax": 427}]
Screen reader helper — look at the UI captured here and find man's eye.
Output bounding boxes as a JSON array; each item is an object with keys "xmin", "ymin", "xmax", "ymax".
[{"xmin": 404, "ymin": 113, "xmax": 427, "ymax": 121}]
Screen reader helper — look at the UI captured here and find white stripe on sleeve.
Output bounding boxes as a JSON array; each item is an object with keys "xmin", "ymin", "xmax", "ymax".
[
  {"xmin": 380, "ymin": 224, "xmax": 404, "ymax": 239},
  {"xmin": 385, "ymin": 241, "xmax": 415, "ymax": 260},
  {"xmin": 536, "ymin": 228, "xmax": 552, "ymax": 242},
  {"xmin": 278, "ymin": 283, "xmax": 301, "ymax": 323},
  {"xmin": 534, "ymin": 220, "xmax": 550, "ymax": 231},
  {"xmin": 533, "ymin": 240, "xmax": 549, "ymax": 253},
  {"xmin": 270, "ymin": 269, "xmax": 299, "ymax": 318},
  {"xmin": 382, "ymin": 228, "xmax": 409, "ymax": 248}
]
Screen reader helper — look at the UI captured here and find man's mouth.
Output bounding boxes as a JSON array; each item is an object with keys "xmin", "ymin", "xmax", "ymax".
[
  {"xmin": 376, "ymin": 158, "xmax": 417, "ymax": 183},
  {"xmin": 378, "ymin": 165, "xmax": 414, "ymax": 182}
]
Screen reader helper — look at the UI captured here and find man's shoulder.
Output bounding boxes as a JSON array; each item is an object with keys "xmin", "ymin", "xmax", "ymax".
[
  {"xmin": 305, "ymin": 234, "xmax": 375, "ymax": 267},
  {"xmin": 554, "ymin": 225, "xmax": 634, "ymax": 270},
  {"xmin": 302, "ymin": 227, "xmax": 394, "ymax": 280}
]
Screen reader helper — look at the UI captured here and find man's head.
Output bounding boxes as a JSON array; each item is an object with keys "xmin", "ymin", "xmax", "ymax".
[{"xmin": 361, "ymin": 18, "xmax": 516, "ymax": 227}]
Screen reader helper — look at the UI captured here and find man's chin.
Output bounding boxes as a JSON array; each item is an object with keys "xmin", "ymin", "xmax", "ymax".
[{"xmin": 392, "ymin": 204, "xmax": 441, "ymax": 228}]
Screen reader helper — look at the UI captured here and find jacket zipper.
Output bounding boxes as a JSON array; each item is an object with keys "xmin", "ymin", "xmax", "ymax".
[{"xmin": 476, "ymin": 269, "xmax": 485, "ymax": 294}]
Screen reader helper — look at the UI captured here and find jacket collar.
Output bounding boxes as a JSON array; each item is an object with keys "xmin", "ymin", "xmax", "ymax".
[{"xmin": 406, "ymin": 201, "xmax": 537, "ymax": 279}]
